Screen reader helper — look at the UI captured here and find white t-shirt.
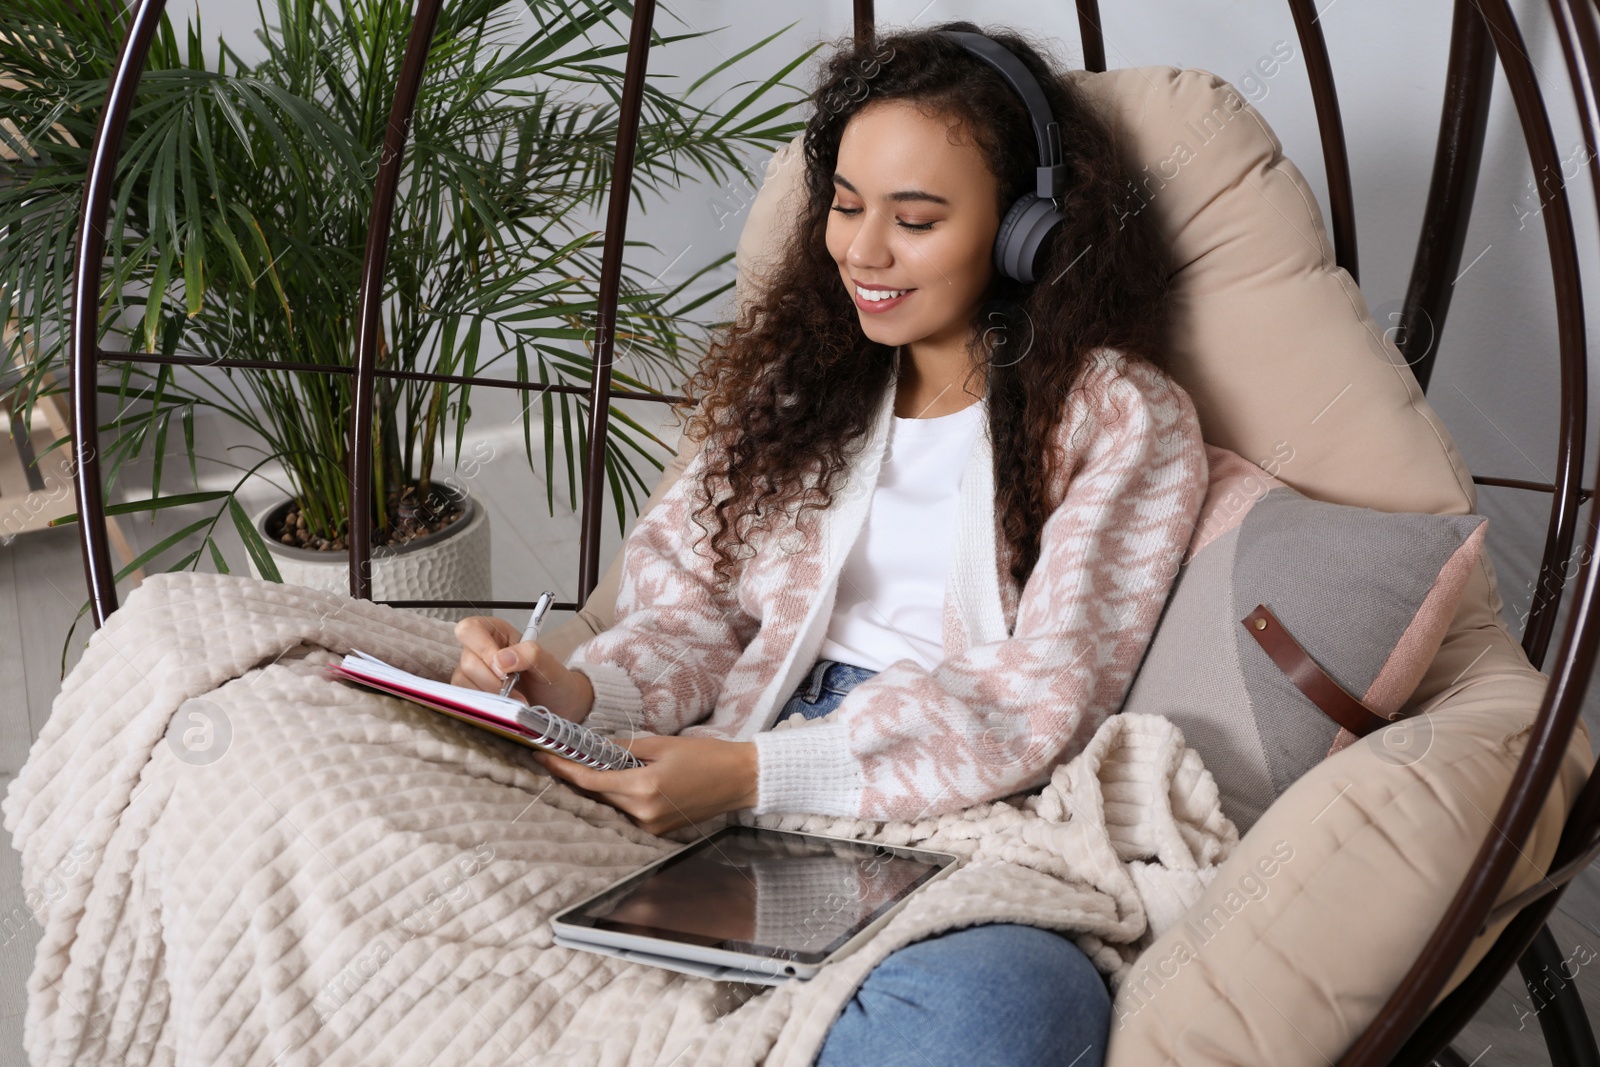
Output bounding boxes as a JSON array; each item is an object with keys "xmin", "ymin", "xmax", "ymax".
[{"xmin": 817, "ymin": 399, "xmax": 985, "ymax": 672}]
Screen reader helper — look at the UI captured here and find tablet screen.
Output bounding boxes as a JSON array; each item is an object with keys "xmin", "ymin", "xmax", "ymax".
[{"xmin": 559, "ymin": 825, "xmax": 952, "ymax": 965}]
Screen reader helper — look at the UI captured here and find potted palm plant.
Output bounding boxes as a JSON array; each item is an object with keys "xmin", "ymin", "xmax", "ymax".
[{"xmin": 0, "ymin": 0, "xmax": 810, "ymax": 625}]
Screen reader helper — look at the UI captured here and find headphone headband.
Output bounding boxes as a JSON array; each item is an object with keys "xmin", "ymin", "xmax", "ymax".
[{"xmin": 940, "ymin": 30, "xmax": 1066, "ymax": 200}]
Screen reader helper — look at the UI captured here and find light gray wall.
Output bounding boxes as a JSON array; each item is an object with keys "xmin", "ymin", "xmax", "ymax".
[{"xmin": 164, "ymin": 0, "xmax": 1600, "ymax": 684}]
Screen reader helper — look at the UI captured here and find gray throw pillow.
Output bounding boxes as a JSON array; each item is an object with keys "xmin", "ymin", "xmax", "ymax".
[{"xmin": 1120, "ymin": 445, "xmax": 1488, "ymax": 834}]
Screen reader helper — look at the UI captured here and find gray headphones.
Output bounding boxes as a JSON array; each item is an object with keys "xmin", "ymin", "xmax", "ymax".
[{"xmin": 940, "ymin": 31, "xmax": 1067, "ymax": 283}]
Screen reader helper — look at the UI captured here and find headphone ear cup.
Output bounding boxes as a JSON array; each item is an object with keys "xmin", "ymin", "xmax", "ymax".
[{"xmin": 992, "ymin": 194, "xmax": 1066, "ymax": 283}]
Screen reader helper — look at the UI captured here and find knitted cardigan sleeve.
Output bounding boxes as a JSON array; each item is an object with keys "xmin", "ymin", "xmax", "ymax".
[
  {"xmin": 563, "ymin": 445, "xmax": 760, "ymax": 736},
  {"xmin": 753, "ymin": 357, "xmax": 1208, "ymax": 821}
]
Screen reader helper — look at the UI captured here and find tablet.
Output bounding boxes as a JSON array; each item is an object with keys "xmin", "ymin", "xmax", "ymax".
[{"xmin": 549, "ymin": 824, "xmax": 959, "ymax": 985}]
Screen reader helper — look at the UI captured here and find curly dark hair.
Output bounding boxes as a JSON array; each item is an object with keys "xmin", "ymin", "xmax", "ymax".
[{"xmin": 676, "ymin": 21, "xmax": 1174, "ymax": 591}]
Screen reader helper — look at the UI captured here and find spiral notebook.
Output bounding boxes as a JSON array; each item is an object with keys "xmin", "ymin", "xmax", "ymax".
[{"xmin": 326, "ymin": 649, "xmax": 644, "ymax": 770}]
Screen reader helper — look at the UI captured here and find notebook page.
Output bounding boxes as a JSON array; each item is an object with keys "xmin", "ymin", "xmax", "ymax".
[{"xmin": 343, "ymin": 649, "xmax": 527, "ymax": 727}]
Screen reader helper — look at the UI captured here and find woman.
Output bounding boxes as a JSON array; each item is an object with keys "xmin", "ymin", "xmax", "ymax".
[{"xmin": 455, "ymin": 21, "xmax": 1207, "ymax": 1066}]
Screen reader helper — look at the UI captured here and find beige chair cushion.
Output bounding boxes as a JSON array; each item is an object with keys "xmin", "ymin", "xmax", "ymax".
[
  {"xmin": 539, "ymin": 62, "xmax": 1594, "ymax": 1065},
  {"xmin": 1112, "ymin": 658, "xmax": 1589, "ymax": 1063}
]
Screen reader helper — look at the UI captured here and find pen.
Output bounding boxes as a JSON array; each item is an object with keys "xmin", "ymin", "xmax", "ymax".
[{"xmin": 498, "ymin": 590, "xmax": 556, "ymax": 699}]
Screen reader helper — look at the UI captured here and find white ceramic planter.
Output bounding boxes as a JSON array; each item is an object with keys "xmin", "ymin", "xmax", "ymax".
[{"xmin": 248, "ymin": 485, "xmax": 492, "ymax": 623}]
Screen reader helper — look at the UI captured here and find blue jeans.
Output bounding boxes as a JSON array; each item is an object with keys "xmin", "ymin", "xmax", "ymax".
[
  {"xmin": 818, "ymin": 924, "xmax": 1112, "ymax": 1067},
  {"xmin": 775, "ymin": 662, "xmax": 1113, "ymax": 1066},
  {"xmin": 775, "ymin": 658, "xmax": 880, "ymax": 723}
]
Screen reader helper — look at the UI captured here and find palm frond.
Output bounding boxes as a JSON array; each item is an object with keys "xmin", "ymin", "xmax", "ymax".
[{"xmin": 2, "ymin": 0, "xmax": 807, "ymax": 609}]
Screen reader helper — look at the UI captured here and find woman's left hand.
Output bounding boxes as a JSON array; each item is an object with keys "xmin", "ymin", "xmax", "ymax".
[{"xmin": 532, "ymin": 735, "xmax": 760, "ymax": 835}]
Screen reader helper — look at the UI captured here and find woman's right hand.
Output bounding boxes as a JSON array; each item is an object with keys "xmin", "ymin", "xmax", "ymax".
[{"xmin": 452, "ymin": 615, "xmax": 595, "ymax": 723}]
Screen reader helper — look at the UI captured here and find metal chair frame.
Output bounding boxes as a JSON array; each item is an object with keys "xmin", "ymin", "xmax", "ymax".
[{"xmin": 61, "ymin": 0, "xmax": 1600, "ymax": 1063}]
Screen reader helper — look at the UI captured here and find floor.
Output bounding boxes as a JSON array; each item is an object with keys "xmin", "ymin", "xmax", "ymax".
[{"xmin": 2, "ymin": 390, "xmax": 1600, "ymax": 1064}]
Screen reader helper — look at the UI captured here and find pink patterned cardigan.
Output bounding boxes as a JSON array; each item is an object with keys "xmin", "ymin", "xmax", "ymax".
[{"xmin": 566, "ymin": 347, "xmax": 1209, "ymax": 821}]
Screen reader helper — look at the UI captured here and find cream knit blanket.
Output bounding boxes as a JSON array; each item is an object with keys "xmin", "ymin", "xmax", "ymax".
[{"xmin": 4, "ymin": 573, "xmax": 1236, "ymax": 1066}]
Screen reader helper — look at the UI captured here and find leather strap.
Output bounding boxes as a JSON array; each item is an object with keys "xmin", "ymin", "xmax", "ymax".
[{"xmin": 1240, "ymin": 604, "xmax": 1393, "ymax": 738}]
